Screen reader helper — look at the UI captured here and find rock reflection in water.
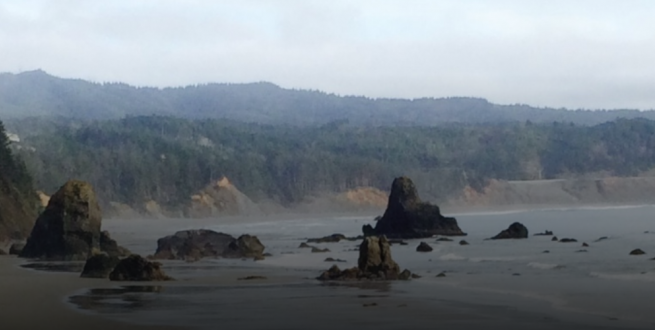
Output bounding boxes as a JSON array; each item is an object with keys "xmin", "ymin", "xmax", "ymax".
[
  {"xmin": 69, "ymin": 286, "xmax": 164, "ymax": 313},
  {"xmin": 21, "ymin": 262, "xmax": 84, "ymax": 273}
]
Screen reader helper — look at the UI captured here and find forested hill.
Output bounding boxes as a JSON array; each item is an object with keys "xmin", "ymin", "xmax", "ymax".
[
  {"xmin": 2, "ymin": 70, "xmax": 655, "ymax": 126},
  {"xmin": 0, "ymin": 120, "xmax": 37, "ymax": 240},
  {"xmin": 10, "ymin": 116, "xmax": 655, "ymax": 214}
]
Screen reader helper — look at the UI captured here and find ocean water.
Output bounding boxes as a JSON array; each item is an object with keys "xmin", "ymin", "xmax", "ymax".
[{"xmin": 72, "ymin": 205, "xmax": 655, "ymax": 329}]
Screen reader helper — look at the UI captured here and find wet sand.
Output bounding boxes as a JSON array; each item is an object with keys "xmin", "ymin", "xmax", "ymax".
[{"xmin": 0, "ymin": 256, "xmax": 185, "ymax": 330}]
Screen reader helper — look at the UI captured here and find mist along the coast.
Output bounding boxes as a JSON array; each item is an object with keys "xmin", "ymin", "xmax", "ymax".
[{"xmin": 2, "ymin": 1, "xmax": 655, "ymax": 330}]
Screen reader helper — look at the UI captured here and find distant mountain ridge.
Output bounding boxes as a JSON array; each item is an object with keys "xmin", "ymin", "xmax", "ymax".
[{"xmin": 1, "ymin": 70, "xmax": 654, "ymax": 126}]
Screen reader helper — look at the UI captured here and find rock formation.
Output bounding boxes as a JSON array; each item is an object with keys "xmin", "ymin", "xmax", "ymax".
[
  {"xmin": 629, "ymin": 249, "xmax": 646, "ymax": 255},
  {"xmin": 152, "ymin": 229, "xmax": 265, "ymax": 261},
  {"xmin": 9, "ymin": 242, "xmax": 25, "ymax": 255},
  {"xmin": 416, "ymin": 242, "xmax": 433, "ymax": 252},
  {"xmin": 19, "ymin": 180, "xmax": 128, "ymax": 260},
  {"xmin": 80, "ymin": 254, "xmax": 120, "ymax": 278},
  {"xmin": 362, "ymin": 177, "xmax": 465, "ymax": 238},
  {"xmin": 186, "ymin": 177, "xmax": 261, "ymax": 218},
  {"xmin": 109, "ymin": 254, "xmax": 173, "ymax": 281},
  {"xmin": 534, "ymin": 230, "xmax": 553, "ymax": 236},
  {"xmin": 317, "ymin": 236, "xmax": 410, "ymax": 281},
  {"xmin": 490, "ymin": 222, "xmax": 528, "ymax": 239}
]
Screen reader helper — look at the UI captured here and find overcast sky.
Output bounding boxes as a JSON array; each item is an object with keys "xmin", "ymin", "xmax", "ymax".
[{"xmin": 1, "ymin": 0, "xmax": 654, "ymax": 110}]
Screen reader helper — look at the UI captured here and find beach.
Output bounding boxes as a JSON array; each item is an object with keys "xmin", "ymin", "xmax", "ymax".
[{"xmin": 2, "ymin": 206, "xmax": 655, "ymax": 330}]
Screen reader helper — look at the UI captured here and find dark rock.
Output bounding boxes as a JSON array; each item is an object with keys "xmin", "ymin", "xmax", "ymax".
[
  {"xmin": 226, "ymin": 234, "xmax": 265, "ymax": 258},
  {"xmin": 324, "ymin": 257, "xmax": 347, "ymax": 262},
  {"xmin": 459, "ymin": 240, "xmax": 469, "ymax": 246},
  {"xmin": 534, "ymin": 230, "xmax": 553, "ymax": 236},
  {"xmin": 152, "ymin": 230, "xmax": 265, "ymax": 260},
  {"xmin": 238, "ymin": 275, "xmax": 267, "ymax": 280},
  {"xmin": 576, "ymin": 249, "xmax": 588, "ymax": 253},
  {"xmin": 299, "ymin": 242, "xmax": 311, "ymax": 248},
  {"xmin": 552, "ymin": 236, "xmax": 559, "ymax": 241},
  {"xmin": 582, "ymin": 242, "xmax": 589, "ymax": 247},
  {"xmin": 0, "ymin": 248, "xmax": 6, "ymax": 255},
  {"xmin": 317, "ymin": 236, "xmax": 406, "ymax": 281},
  {"xmin": 411, "ymin": 273, "xmax": 422, "ymax": 279},
  {"xmin": 9, "ymin": 242, "xmax": 25, "ymax": 255},
  {"xmin": 436, "ymin": 237, "xmax": 453, "ymax": 242},
  {"xmin": 512, "ymin": 273, "xmax": 521, "ymax": 276},
  {"xmin": 99, "ymin": 231, "xmax": 131, "ymax": 257},
  {"xmin": 542, "ymin": 250, "xmax": 550, "ymax": 253},
  {"xmin": 362, "ymin": 177, "xmax": 465, "ymax": 238},
  {"xmin": 490, "ymin": 222, "xmax": 528, "ymax": 239},
  {"xmin": 629, "ymin": 249, "xmax": 646, "ymax": 255},
  {"xmin": 109, "ymin": 254, "xmax": 173, "ymax": 281},
  {"xmin": 19, "ymin": 180, "xmax": 127, "ymax": 261},
  {"xmin": 559, "ymin": 238, "xmax": 577, "ymax": 243},
  {"xmin": 311, "ymin": 247, "xmax": 330, "ymax": 253},
  {"xmin": 307, "ymin": 234, "xmax": 347, "ymax": 243},
  {"xmin": 436, "ymin": 272, "xmax": 446, "ymax": 277},
  {"xmin": 594, "ymin": 236, "xmax": 608, "ymax": 242},
  {"xmin": 80, "ymin": 254, "xmax": 120, "ymax": 278},
  {"xmin": 399, "ymin": 269, "xmax": 412, "ymax": 280},
  {"xmin": 416, "ymin": 242, "xmax": 433, "ymax": 252}
]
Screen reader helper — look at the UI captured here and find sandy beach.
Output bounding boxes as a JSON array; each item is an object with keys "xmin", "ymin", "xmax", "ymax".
[{"xmin": 0, "ymin": 256, "xmax": 185, "ymax": 330}]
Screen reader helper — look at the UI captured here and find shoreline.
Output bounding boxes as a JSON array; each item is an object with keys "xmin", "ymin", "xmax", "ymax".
[{"xmin": 0, "ymin": 256, "xmax": 185, "ymax": 330}]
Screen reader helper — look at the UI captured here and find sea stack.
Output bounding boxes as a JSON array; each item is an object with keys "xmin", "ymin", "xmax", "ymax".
[
  {"xmin": 19, "ymin": 180, "xmax": 127, "ymax": 260},
  {"xmin": 362, "ymin": 176, "xmax": 466, "ymax": 238}
]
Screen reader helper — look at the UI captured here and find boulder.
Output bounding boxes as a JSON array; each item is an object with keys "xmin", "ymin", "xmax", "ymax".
[
  {"xmin": 416, "ymin": 242, "xmax": 433, "ymax": 252},
  {"xmin": 552, "ymin": 236, "xmax": 559, "ymax": 241},
  {"xmin": 8, "ymin": 242, "xmax": 25, "ymax": 255},
  {"xmin": 459, "ymin": 240, "xmax": 469, "ymax": 246},
  {"xmin": 559, "ymin": 238, "xmax": 577, "ymax": 243},
  {"xmin": 436, "ymin": 237, "xmax": 453, "ymax": 242},
  {"xmin": 582, "ymin": 242, "xmax": 589, "ymax": 247},
  {"xmin": 311, "ymin": 247, "xmax": 330, "ymax": 253},
  {"xmin": 490, "ymin": 222, "xmax": 528, "ymax": 239},
  {"xmin": 629, "ymin": 249, "xmax": 646, "ymax": 255},
  {"xmin": 317, "ymin": 236, "xmax": 407, "ymax": 281},
  {"xmin": 109, "ymin": 254, "xmax": 173, "ymax": 281},
  {"xmin": 299, "ymin": 242, "xmax": 312, "ymax": 248},
  {"xmin": 362, "ymin": 177, "xmax": 465, "ymax": 238},
  {"xmin": 19, "ymin": 180, "xmax": 128, "ymax": 261},
  {"xmin": 80, "ymin": 254, "xmax": 120, "ymax": 278},
  {"xmin": 534, "ymin": 230, "xmax": 553, "ymax": 236},
  {"xmin": 307, "ymin": 234, "xmax": 347, "ymax": 243},
  {"xmin": 152, "ymin": 230, "xmax": 265, "ymax": 260}
]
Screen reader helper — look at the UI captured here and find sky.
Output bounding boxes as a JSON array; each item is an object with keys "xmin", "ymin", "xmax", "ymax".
[{"xmin": 1, "ymin": 0, "xmax": 654, "ymax": 110}]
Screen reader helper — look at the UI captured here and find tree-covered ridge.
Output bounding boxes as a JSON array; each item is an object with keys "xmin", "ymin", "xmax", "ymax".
[
  {"xmin": 2, "ymin": 70, "xmax": 655, "ymax": 126},
  {"xmin": 0, "ymin": 120, "xmax": 37, "ymax": 239},
  {"xmin": 12, "ymin": 116, "xmax": 655, "ymax": 213}
]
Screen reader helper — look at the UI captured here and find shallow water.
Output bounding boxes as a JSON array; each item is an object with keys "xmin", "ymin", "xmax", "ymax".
[{"xmin": 73, "ymin": 205, "xmax": 655, "ymax": 329}]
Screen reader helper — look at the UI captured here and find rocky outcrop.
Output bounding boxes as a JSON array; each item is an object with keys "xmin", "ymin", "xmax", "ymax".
[
  {"xmin": 629, "ymin": 249, "xmax": 646, "ymax": 255},
  {"xmin": 307, "ymin": 234, "xmax": 347, "ymax": 243},
  {"xmin": 534, "ymin": 230, "xmax": 553, "ymax": 236},
  {"xmin": 317, "ymin": 236, "xmax": 410, "ymax": 281},
  {"xmin": 9, "ymin": 242, "xmax": 25, "ymax": 255},
  {"xmin": 362, "ymin": 177, "xmax": 465, "ymax": 238},
  {"xmin": 416, "ymin": 242, "xmax": 433, "ymax": 252},
  {"xmin": 80, "ymin": 254, "xmax": 120, "ymax": 278},
  {"xmin": 152, "ymin": 229, "xmax": 265, "ymax": 261},
  {"xmin": 19, "ymin": 180, "xmax": 128, "ymax": 261},
  {"xmin": 490, "ymin": 222, "xmax": 528, "ymax": 239},
  {"xmin": 109, "ymin": 254, "xmax": 173, "ymax": 281},
  {"xmin": 185, "ymin": 177, "xmax": 261, "ymax": 218}
]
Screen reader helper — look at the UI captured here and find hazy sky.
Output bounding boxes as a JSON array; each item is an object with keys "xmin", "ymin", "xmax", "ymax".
[{"xmin": 1, "ymin": 0, "xmax": 654, "ymax": 109}]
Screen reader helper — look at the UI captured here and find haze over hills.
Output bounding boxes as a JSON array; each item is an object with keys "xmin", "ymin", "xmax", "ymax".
[{"xmin": 2, "ymin": 70, "xmax": 655, "ymax": 126}]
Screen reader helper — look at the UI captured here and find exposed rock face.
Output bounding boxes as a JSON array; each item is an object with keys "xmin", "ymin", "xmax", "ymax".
[
  {"xmin": 152, "ymin": 229, "xmax": 265, "ymax": 260},
  {"xmin": 490, "ymin": 222, "xmax": 528, "ymax": 239},
  {"xmin": 9, "ymin": 242, "xmax": 25, "ymax": 255},
  {"xmin": 80, "ymin": 254, "xmax": 120, "ymax": 278},
  {"xmin": 186, "ymin": 177, "xmax": 262, "ymax": 218},
  {"xmin": 109, "ymin": 254, "xmax": 173, "ymax": 281},
  {"xmin": 362, "ymin": 177, "xmax": 465, "ymax": 238},
  {"xmin": 416, "ymin": 242, "xmax": 433, "ymax": 252},
  {"xmin": 317, "ymin": 236, "xmax": 409, "ymax": 281},
  {"xmin": 19, "ymin": 180, "xmax": 127, "ymax": 261}
]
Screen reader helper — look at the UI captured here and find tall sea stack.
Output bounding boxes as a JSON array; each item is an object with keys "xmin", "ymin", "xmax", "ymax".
[{"xmin": 363, "ymin": 176, "xmax": 466, "ymax": 238}]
